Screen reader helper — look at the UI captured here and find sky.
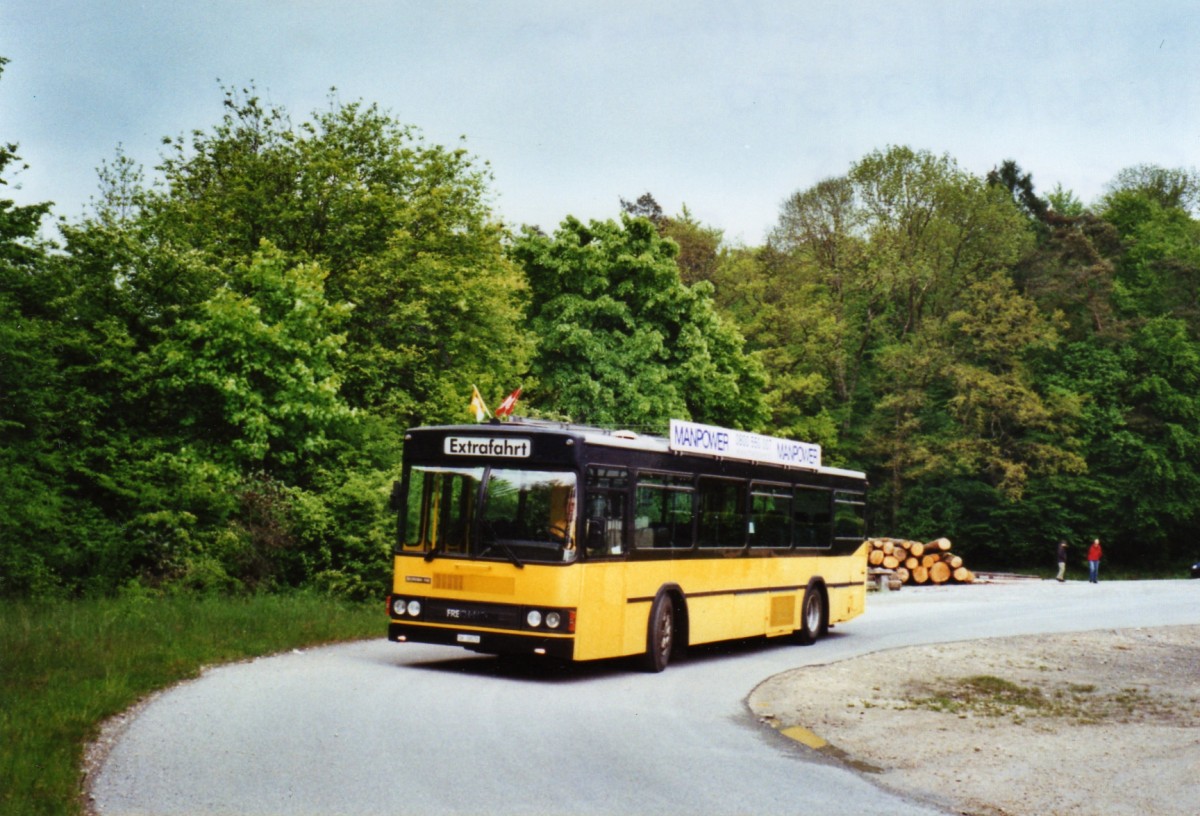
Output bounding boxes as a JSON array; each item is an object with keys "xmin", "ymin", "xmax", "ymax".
[{"xmin": 2, "ymin": 1, "xmax": 1198, "ymax": 245}]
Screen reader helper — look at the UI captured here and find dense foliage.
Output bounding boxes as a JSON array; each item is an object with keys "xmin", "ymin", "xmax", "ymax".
[
  {"xmin": 1, "ymin": 79, "xmax": 532, "ymax": 597},
  {"xmin": 511, "ymin": 214, "xmax": 766, "ymax": 430},
  {"xmin": 2, "ymin": 59, "xmax": 1198, "ymax": 595},
  {"xmin": 726, "ymin": 152, "xmax": 1200, "ymax": 567}
]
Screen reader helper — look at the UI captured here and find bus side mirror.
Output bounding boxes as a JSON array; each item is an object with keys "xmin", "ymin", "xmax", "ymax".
[{"xmin": 389, "ymin": 481, "xmax": 403, "ymax": 513}]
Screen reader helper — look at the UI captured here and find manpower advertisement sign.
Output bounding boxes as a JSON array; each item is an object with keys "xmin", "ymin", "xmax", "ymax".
[{"xmin": 667, "ymin": 419, "xmax": 822, "ymax": 469}]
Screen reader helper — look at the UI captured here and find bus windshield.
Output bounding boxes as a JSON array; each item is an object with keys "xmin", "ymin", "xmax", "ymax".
[{"xmin": 403, "ymin": 465, "xmax": 578, "ymax": 564}]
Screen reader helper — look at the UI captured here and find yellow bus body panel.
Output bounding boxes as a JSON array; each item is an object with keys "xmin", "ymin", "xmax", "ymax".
[
  {"xmin": 392, "ymin": 558, "xmax": 578, "ymax": 610},
  {"xmin": 392, "ymin": 542, "xmax": 868, "ymax": 662}
]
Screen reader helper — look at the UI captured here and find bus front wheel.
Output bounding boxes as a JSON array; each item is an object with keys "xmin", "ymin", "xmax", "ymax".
[
  {"xmin": 640, "ymin": 593, "xmax": 675, "ymax": 672},
  {"xmin": 796, "ymin": 582, "xmax": 827, "ymax": 645}
]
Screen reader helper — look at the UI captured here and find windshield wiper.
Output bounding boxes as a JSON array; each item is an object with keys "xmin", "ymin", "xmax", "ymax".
[{"xmin": 482, "ymin": 540, "xmax": 525, "ymax": 569}]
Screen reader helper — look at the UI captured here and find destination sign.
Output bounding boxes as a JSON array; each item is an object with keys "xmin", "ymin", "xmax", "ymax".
[
  {"xmin": 668, "ymin": 419, "xmax": 821, "ymax": 469},
  {"xmin": 444, "ymin": 436, "xmax": 532, "ymax": 458}
]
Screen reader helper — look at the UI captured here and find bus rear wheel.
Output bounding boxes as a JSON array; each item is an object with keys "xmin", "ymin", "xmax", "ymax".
[
  {"xmin": 640, "ymin": 593, "xmax": 675, "ymax": 672},
  {"xmin": 796, "ymin": 582, "xmax": 827, "ymax": 645}
]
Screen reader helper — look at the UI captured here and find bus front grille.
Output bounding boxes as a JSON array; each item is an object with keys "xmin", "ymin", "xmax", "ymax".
[{"xmin": 433, "ymin": 573, "xmax": 517, "ymax": 596}]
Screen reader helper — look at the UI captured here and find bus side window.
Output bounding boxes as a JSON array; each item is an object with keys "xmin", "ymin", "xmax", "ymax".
[
  {"xmin": 697, "ymin": 477, "xmax": 747, "ymax": 550},
  {"xmin": 585, "ymin": 467, "xmax": 629, "ymax": 558},
  {"xmin": 833, "ymin": 491, "xmax": 867, "ymax": 542},
  {"xmin": 794, "ymin": 487, "xmax": 832, "ymax": 549},
  {"xmin": 633, "ymin": 473, "xmax": 694, "ymax": 551},
  {"xmin": 750, "ymin": 483, "xmax": 792, "ymax": 549}
]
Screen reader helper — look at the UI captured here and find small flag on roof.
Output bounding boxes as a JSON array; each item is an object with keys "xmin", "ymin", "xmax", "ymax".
[
  {"xmin": 469, "ymin": 385, "xmax": 492, "ymax": 422},
  {"xmin": 494, "ymin": 387, "xmax": 522, "ymax": 418}
]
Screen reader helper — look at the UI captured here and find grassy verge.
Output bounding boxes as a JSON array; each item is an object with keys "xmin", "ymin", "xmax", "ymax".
[{"xmin": 0, "ymin": 592, "xmax": 382, "ymax": 816}]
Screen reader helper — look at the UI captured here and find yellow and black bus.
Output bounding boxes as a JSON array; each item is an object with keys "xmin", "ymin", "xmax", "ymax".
[{"xmin": 388, "ymin": 418, "xmax": 868, "ymax": 671}]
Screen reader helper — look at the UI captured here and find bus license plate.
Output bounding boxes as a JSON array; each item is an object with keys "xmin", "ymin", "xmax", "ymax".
[{"xmin": 457, "ymin": 633, "xmax": 481, "ymax": 644}]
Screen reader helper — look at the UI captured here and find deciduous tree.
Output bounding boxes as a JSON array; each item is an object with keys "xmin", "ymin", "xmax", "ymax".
[{"xmin": 511, "ymin": 214, "xmax": 766, "ymax": 431}]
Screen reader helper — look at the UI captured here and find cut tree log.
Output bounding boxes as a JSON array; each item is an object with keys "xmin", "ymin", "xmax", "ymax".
[{"xmin": 866, "ymin": 537, "xmax": 975, "ymax": 586}]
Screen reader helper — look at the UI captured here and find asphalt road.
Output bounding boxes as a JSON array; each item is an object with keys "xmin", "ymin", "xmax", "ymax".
[{"xmin": 89, "ymin": 579, "xmax": 1199, "ymax": 815}]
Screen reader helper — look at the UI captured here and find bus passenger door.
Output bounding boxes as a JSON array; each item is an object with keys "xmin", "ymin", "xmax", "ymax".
[
  {"xmin": 574, "ymin": 563, "xmax": 627, "ymax": 661},
  {"xmin": 574, "ymin": 478, "xmax": 629, "ymax": 661}
]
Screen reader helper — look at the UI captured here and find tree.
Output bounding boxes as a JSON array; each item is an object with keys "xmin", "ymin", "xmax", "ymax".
[
  {"xmin": 1101, "ymin": 187, "xmax": 1200, "ymax": 326},
  {"xmin": 1108, "ymin": 318, "xmax": 1200, "ymax": 562},
  {"xmin": 988, "ymin": 159, "xmax": 1049, "ymax": 224},
  {"xmin": 766, "ymin": 176, "xmax": 873, "ymax": 422},
  {"xmin": 749, "ymin": 147, "xmax": 1098, "ymax": 539},
  {"xmin": 980, "ymin": 161, "xmax": 1124, "ymax": 341},
  {"xmin": 619, "ymin": 192, "xmax": 665, "ymax": 228},
  {"xmin": 0, "ymin": 60, "xmax": 66, "ymax": 593},
  {"xmin": 620, "ymin": 193, "xmax": 726, "ymax": 287},
  {"xmin": 1102, "ymin": 164, "xmax": 1200, "ymax": 215},
  {"xmin": 111, "ymin": 85, "xmax": 530, "ymax": 427},
  {"xmin": 23, "ymin": 84, "xmax": 533, "ymax": 593},
  {"xmin": 709, "ymin": 242, "xmax": 844, "ymax": 452},
  {"xmin": 850, "ymin": 147, "xmax": 1032, "ymax": 338},
  {"xmin": 511, "ymin": 214, "xmax": 766, "ymax": 431},
  {"xmin": 1042, "ymin": 322, "xmax": 1200, "ymax": 568},
  {"xmin": 1046, "ymin": 183, "xmax": 1084, "ymax": 218},
  {"xmin": 153, "ymin": 243, "xmax": 355, "ymax": 477},
  {"xmin": 942, "ymin": 273, "xmax": 1085, "ymax": 501},
  {"xmin": 660, "ymin": 204, "xmax": 724, "ymax": 287}
]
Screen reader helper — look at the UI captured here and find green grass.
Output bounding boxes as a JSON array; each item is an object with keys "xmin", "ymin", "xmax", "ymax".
[
  {"xmin": 0, "ymin": 592, "xmax": 382, "ymax": 816},
  {"xmin": 907, "ymin": 673, "xmax": 1171, "ymax": 725},
  {"xmin": 910, "ymin": 674, "xmax": 1048, "ymax": 718}
]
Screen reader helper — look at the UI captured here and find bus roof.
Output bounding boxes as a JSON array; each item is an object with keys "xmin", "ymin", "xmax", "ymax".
[{"xmin": 407, "ymin": 418, "xmax": 867, "ymax": 480}]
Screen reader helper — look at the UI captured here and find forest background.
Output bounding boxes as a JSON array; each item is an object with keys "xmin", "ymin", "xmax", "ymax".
[{"xmin": 3, "ymin": 60, "xmax": 1198, "ymax": 598}]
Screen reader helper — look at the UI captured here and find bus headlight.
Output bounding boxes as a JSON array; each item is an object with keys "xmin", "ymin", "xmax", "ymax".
[
  {"xmin": 407, "ymin": 600, "xmax": 422, "ymax": 617},
  {"xmin": 526, "ymin": 610, "xmax": 543, "ymax": 628},
  {"xmin": 545, "ymin": 611, "xmax": 562, "ymax": 630},
  {"xmin": 391, "ymin": 597, "xmax": 407, "ymax": 617}
]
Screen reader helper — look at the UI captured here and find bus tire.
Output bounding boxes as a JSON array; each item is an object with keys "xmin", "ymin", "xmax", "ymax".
[
  {"xmin": 796, "ymin": 581, "xmax": 827, "ymax": 646},
  {"xmin": 640, "ymin": 592, "xmax": 675, "ymax": 672}
]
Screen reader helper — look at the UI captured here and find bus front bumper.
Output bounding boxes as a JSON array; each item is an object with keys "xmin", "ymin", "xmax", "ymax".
[{"xmin": 388, "ymin": 622, "xmax": 576, "ymax": 660}]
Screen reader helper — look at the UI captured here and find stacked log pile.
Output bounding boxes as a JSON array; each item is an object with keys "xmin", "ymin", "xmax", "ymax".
[{"xmin": 866, "ymin": 537, "xmax": 975, "ymax": 585}]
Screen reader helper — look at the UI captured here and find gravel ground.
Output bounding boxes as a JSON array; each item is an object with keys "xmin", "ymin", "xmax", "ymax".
[{"xmin": 750, "ymin": 624, "xmax": 1200, "ymax": 816}]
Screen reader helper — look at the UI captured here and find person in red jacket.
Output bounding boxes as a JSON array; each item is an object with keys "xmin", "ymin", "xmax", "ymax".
[{"xmin": 1087, "ymin": 538, "xmax": 1103, "ymax": 583}]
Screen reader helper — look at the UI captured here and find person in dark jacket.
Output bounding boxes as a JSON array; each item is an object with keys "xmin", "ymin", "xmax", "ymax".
[{"xmin": 1056, "ymin": 540, "xmax": 1068, "ymax": 582}]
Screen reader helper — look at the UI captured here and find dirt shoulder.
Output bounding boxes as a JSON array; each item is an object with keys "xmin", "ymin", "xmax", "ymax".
[{"xmin": 749, "ymin": 624, "xmax": 1200, "ymax": 816}]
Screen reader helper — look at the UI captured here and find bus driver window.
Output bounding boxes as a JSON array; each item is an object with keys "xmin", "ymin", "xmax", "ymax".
[{"xmin": 585, "ymin": 467, "xmax": 628, "ymax": 557}]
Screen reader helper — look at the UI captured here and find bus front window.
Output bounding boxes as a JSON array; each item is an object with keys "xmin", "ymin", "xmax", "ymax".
[
  {"xmin": 404, "ymin": 467, "xmax": 484, "ymax": 556},
  {"xmin": 481, "ymin": 470, "xmax": 577, "ymax": 563},
  {"xmin": 403, "ymin": 466, "xmax": 577, "ymax": 564}
]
